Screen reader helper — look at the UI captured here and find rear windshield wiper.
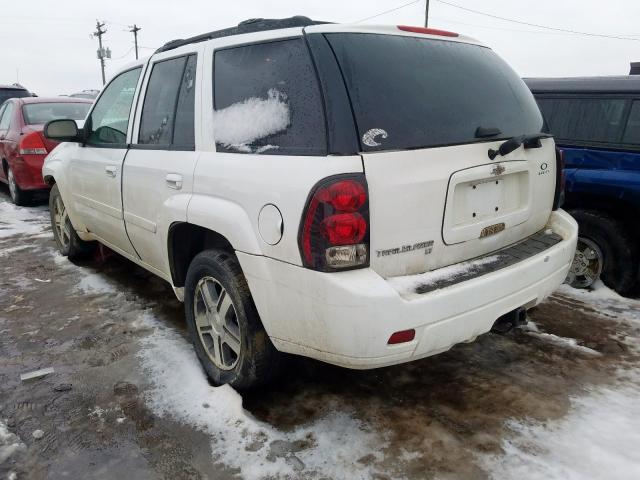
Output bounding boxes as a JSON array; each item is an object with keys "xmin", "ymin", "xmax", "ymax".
[{"xmin": 488, "ymin": 133, "xmax": 552, "ymax": 160}]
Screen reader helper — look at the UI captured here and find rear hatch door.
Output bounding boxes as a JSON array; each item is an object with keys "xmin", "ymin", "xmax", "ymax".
[{"xmin": 323, "ymin": 30, "xmax": 556, "ymax": 277}]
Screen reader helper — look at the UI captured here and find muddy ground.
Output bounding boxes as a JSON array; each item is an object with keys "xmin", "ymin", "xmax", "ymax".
[{"xmin": 0, "ymin": 187, "xmax": 639, "ymax": 480}]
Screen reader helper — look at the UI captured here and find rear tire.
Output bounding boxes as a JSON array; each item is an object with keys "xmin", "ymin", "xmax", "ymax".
[
  {"xmin": 7, "ymin": 166, "xmax": 31, "ymax": 206},
  {"xmin": 184, "ymin": 249, "xmax": 282, "ymax": 390},
  {"xmin": 568, "ymin": 209, "xmax": 638, "ymax": 295},
  {"xmin": 49, "ymin": 184, "xmax": 95, "ymax": 259}
]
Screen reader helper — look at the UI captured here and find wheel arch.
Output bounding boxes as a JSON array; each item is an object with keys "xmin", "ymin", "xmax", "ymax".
[{"xmin": 167, "ymin": 222, "xmax": 236, "ymax": 288}]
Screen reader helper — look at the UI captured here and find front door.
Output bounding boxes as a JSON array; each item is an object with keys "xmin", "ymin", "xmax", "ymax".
[
  {"xmin": 123, "ymin": 53, "xmax": 198, "ymax": 275},
  {"xmin": 68, "ymin": 67, "xmax": 143, "ymax": 256}
]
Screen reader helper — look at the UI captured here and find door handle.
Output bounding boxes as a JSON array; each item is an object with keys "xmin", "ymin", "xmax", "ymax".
[
  {"xmin": 105, "ymin": 165, "xmax": 117, "ymax": 177},
  {"xmin": 165, "ymin": 173, "xmax": 183, "ymax": 190}
]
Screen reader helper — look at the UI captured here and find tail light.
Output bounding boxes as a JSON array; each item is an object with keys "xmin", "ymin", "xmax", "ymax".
[
  {"xmin": 19, "ymin": 131, "xmax": 48, "ymax": 156},
  {"xmin": 299, "ymin": 174, "xmax": 369, "ymax": 271},
  {"xmin": 397, "ymin": 25, "xmax": 459, "ymax": 37},
  {"xmin": 553, "ymin": 147, "xmax": 565, "ymax": 210}
]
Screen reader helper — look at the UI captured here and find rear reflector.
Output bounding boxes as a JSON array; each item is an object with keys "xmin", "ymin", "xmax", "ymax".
[
  {"xmin": 388, "ymin": 329, "xmax": 416, "ymax": 345},
  {"xmin": 397, "ymin": 25, "xmax": 459, "ymax": 37}
]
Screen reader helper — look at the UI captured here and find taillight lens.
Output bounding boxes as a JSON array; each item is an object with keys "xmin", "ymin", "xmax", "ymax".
[
  {"xmin": 19, "ymin": 131, "xmax": 48, "ymax": 156},
  {"xmin": 553, "ymin": 147, "xmax": 565, "ymax": 210},
  {"xmin": 299, "ymin": 174, "xmax": 369, "ymax": 271}
]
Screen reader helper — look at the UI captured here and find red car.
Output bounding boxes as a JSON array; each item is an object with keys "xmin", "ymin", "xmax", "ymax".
[{"xmin": 0, "ymin": 97, "xmax": 92, "ymax": 205}]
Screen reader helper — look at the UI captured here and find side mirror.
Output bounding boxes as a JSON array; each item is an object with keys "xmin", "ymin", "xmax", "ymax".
[{"xmin": 44, "ymin": 119, "xmax": 81, "ymax": 142}]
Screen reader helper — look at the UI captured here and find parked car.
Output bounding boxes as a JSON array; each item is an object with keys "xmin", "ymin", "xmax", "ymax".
[
  {"xmin": 43, "ymin": 17, "xmax": 578, "ymax": 388},
  {"xmin": 69, "ymin": 90, "xmax": 100, "ymax": 100},
  {"xmin": 0, "ymin": 97, "xmax": 92, "ymax": 205},
  {"xmin": 0, "ymin": 83, "xmax": 32, "ymax": 104},
  {"xmin": 526, "ymin": 76, "xmax": 640, "ymax": 295}
]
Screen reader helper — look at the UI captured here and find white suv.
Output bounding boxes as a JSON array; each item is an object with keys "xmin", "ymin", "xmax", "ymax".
[{"xmin": 43, "ymin": 17, "xmax": 578, "ymax": 388}]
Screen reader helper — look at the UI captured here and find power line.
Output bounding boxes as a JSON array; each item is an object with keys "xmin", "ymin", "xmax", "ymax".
[
  {"xmin": 129, "ymin": 24, "xmax": 142, "ymax": 59},
  {"xmin": 355, "ymin": 0, "xmax": 421, "ymax": 24},
  {"xmin": 435, "ymin": 0, "xmax": 640, "ymax": 42}
]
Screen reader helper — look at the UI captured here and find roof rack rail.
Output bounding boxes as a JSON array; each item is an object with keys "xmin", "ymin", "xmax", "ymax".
[{"xmin": 156, "ymin": 15, "xmax": 330, "ymax": 53}]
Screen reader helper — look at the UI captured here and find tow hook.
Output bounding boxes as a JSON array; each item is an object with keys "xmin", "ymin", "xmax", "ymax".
[{"xmin": 491, "ymin": 307, "xmax": 527, "ymax": 334}]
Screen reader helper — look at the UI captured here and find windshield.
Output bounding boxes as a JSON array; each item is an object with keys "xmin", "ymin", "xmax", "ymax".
[
  {"xmin": 325, "ymin": 33, "xmax": 544, "ymax": 152},
  {"xmin": 22, "ymin": 102, "xmax": 91, "ymax": 125},
  {"xmin": 0, "ymin": 89, "xmax": 30, "ymax": 104}
]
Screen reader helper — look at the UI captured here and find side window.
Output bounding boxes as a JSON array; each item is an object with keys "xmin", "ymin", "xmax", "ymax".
[
  {"xmin": 87, "ymin": 67, "xmax": 141, "ymax": 145},
  {"xmin": 173, "ymin": 55, "xmax": 197, "ymax": 148},
  {"xmin": 138, "ymin": 54, "xmax": 196, "ymax": 148},
  {"xmin": 0, "ymin": 103, "xmax": 14, "ymax": 130},
  {"xmin": 537, "ymin": 97, "xmax": 627, "ymax": 144},
  {"xmin": 213, "ymin": 39, "xmax": 326, "ymax": 155},
  {"xmin": 622, "ymin": 100, "xmax": 640, "ymax": 145}
]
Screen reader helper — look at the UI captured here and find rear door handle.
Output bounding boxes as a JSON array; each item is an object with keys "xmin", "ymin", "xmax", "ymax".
[
  {"xmin": 105, "ymin": 165, "xmax": 117, "ymax": 177},
  {"xmin": 166, "ymin": 173, "xmax": 183, "ymax": 190}
]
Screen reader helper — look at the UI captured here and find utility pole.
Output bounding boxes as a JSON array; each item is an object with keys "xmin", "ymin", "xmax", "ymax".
[
  {"xmin": 94, "ymin": 21, "xmax": 107, "ymax": 85},
  {"xmin": 425, "ymin": 0, "xmax": 430, "ymax": 27},
  {"xmin": 129, "ymin": 24, "xmax": 141, "ymax": 60}
]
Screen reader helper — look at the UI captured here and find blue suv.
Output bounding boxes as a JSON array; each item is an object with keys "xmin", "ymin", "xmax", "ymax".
[{"xmin": 526, "ymin": 76, "xmax": 640, "ymax": 295}]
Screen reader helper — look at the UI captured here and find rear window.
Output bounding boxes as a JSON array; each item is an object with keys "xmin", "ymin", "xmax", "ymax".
[
  {"xmin": 536, "ymin": 97, "xmax": 628, "ymax": 145},
  {"xmin": 22, "ymin": 102, "xmax": 91, "ymax": 125},
  {"xmin": 0, "ymin": 89, "xmax": 30, "ymax": 105},
  {"xmin": 325, "ymin": 33, "xmax": 543, "ymax": 152}
]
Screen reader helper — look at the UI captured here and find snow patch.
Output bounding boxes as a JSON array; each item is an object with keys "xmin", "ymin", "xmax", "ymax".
[
  {"xmin": 213, "ymin": 89, "xmax": 289, "ymax": 153},
  {"xmin": 0, "ymin": 202, "xmax": 49, "ymax": 239},
  {"xmin": 0, "ymin": 419, "xmax": 25, "ymax": 464},
  {"xmin": 76, "ymin": 273, "xmax": 117, "ymax": 294},
  {"xmin": 483, "ymin": 371, "xmax": 640, "ymax": 480},
  {"xmin": 138, "ymin": 315, "xmax": 390, "ymax": 479},
  {"xmin": 388, "ymin": 255, "xmax": 502, "ymax": 298}
]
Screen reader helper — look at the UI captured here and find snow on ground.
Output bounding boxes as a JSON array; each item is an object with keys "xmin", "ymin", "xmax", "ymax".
[
  {"xmin": 76, "ymin": 273, "xmax": 117, "ymax": 294},
  {"xmin": 0, "ymin": 202, "xmax": 49, "ymax": 240},
  {"xmin": 137, "ymin": 315, "xmax": 391, "ymax": 480},
  {"xmin": 523, "ymin": 322, "xmax": 601, "ymax": 356},
  {"xmin": 483, "ymin": 281, "xmax": 640, "ymax": 480},
  {"xmin": 0, "ymin": 419, "xmax": 24, "ymax": 465}
]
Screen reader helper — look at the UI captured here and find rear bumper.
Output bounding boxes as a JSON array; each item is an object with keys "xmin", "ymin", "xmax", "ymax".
[
  {"xmin": 239, "ymin": 210, "xmax": 578, "ymax": 369},
  {"xmin": 11, "ymin": 155, "xmax": 49, "ymax": 190}
]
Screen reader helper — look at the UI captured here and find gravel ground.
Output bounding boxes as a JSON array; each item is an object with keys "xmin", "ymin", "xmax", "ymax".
[{"xmin": 1, "ymin": 187, "xmax": 639, "ymax": 480}]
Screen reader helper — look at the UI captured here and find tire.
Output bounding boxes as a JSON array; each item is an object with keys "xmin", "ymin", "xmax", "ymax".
[
  {"xmin": 568, "ymin": 209, "xmax": 638, "ymax": 295},
  {"xmin": 7, "ymin": 165, "xmax": 31, "ymax": 206},
  {"xmin": 49, "ymin": 184, "xmax": 95, "ymax": 259},
  {"xmin": 184, "ymin": 249, "xmax": 282, "ymax": 389}
]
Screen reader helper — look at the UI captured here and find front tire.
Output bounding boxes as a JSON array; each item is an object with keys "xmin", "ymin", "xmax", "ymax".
[
  {"xmin": 7, "ymin": 166, "xmax": 30, "ymax": 206},
  {"xmin": 49, "ymin": 184, "xmax": 95, "ymax": 259},
  {"xmin": 567, "ymin": 209, "xmax": 638, "ymax": 295},
  {"xmin": 184, "ymin": 249, "xmax": 282, "ymax": 389}
]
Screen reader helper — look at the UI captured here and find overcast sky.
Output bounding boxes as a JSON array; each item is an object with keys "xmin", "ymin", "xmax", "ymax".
[{"xmin": 1, "ymin": 0, "xmax": 638, "ymax": 96}]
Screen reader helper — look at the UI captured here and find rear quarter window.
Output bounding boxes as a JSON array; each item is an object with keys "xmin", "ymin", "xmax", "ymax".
[
  {"xmin": 537, "ymin": 97, "xmax": 628, "ymax": 145},
  {"xmin": 213, "ymin": 38, "xmax": 326, "ymax": 156}
]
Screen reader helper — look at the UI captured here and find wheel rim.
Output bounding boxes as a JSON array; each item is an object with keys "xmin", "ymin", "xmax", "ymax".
[
  {"xmin": 7, "ymin": 168, "xmax": 17, "ymax": 201},
  {"xmin": 53, "ymin": 194, "xmax": 71, "ymax": 250},
  {"xmin": 566, "ymin": 236, "xmax": 603, "ymax": 289},
  {"xmin": 193, "ymin": 276, "xmax": 241, "ymax": 371}
]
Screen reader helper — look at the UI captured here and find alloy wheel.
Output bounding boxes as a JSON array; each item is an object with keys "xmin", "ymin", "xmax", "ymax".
[
  {"xmin": 7, "ymin": 168, "xmax": 17, "ymax": 202},
  {"xmin": 193, "ymin": 276, "xmax": 242, "ymax": 370},
  {"xmin": 566, "ymin": 237, "xmax": 603, "ymax": 289},
  {"xmin": 53, "ymin": 194, "xmax": 71, "ymax": 250}
]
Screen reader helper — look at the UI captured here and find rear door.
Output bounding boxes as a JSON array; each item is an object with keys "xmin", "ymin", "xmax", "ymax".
[
  {"xmin": 68, "ymin": 67, "xmax": 143, "ymax": 255},
  {"xmin": 324, "ymin": 32, "xmax": 555, "ymax": 278},
  {"xmin": 123, "ymin": 52, "xmax": 199, "ymax": 275}
]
